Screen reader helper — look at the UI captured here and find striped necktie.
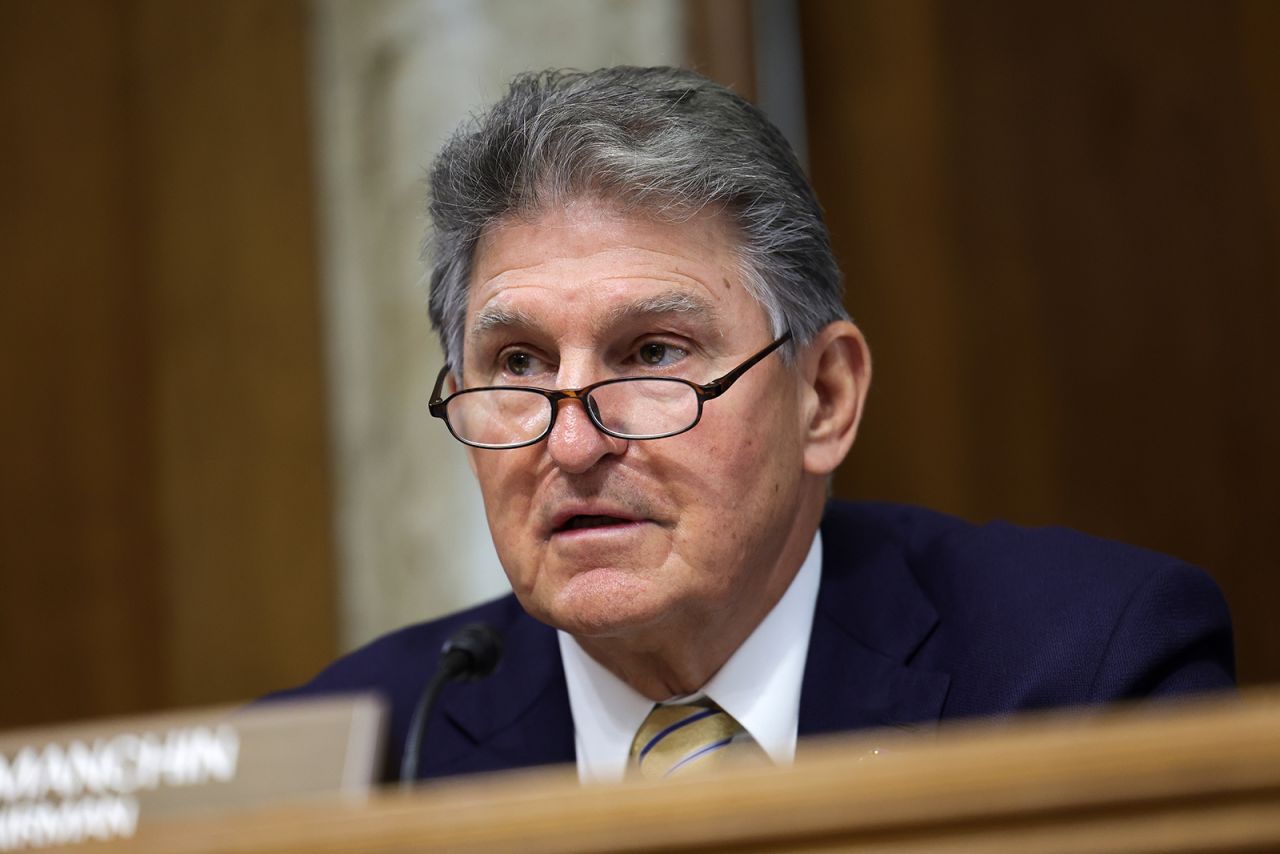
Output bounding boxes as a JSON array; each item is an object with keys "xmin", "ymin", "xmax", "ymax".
[{"xmin": 629, "ymin": 699, "xmax": 770, "ymax": 780}]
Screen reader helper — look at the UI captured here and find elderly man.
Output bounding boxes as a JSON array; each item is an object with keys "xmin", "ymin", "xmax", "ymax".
[{"xmin": 276, "ymin": 67, "xmax": 1234, "ymax": 783}]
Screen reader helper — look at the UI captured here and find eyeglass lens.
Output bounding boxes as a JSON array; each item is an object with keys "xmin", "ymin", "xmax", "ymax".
[{"xmin": 446, "ymin": 379, "xmax": 700, "ymax": 447}]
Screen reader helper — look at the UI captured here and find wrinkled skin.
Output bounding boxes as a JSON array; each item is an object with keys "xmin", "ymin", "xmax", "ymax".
[{"xmin": 460, "ymin": 198, "xmax": 870, "ymax": 698}]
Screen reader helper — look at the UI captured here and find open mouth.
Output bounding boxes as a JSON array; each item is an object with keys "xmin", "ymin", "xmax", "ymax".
[{"xmin": 555, "ymin": 514, "xmax": 635, "ymax": 533}]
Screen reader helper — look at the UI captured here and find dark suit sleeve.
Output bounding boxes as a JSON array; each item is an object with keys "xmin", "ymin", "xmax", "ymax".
[{"xmin": 1088, "ymin": 562, "xmax": 1236, "ymax": 700}]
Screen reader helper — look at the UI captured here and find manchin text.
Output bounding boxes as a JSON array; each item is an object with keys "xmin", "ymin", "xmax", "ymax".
[{"xmin": 0, "ymin": 724, "xmax": 239, "ymax": 850}]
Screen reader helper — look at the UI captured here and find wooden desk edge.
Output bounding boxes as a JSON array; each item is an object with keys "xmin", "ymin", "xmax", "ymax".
[{"xmin": 100, "ymin": 688, "xmax": 1280, "ymax": 853}]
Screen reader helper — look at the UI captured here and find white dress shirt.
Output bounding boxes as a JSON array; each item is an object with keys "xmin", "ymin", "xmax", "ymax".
[{"xmin": 557, "ymin": 531, "xmax": 823, "ymax": 782}]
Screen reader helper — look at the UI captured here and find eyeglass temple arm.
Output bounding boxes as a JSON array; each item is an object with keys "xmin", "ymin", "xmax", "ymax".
[
  {"xmin": 696, "ymin": 331, "xmax": 793, "ymax": 400},
  {"xmin": 428, "ymin": 365, "xmax": 452, "ymax": 412}
]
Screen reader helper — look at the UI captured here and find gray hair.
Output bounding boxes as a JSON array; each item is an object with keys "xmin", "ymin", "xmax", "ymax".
[{"xmin": 425, "ymin": 66, "xmax": 848, "ymax": 370}]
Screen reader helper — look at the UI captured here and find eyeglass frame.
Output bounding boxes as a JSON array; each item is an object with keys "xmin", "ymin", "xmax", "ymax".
[{"xmin": 429, "ymin": 331, "xmax": 793, "ymax": 450}]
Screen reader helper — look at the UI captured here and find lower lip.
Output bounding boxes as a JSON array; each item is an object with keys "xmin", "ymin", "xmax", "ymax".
[{"xmin": 550, "ymin": 520, "xmax": 649, "ymax": 540}]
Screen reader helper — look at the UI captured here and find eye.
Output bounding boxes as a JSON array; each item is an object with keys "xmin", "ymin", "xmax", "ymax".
[
  {"xmin": 494, "ymin": 345, "xmax": 552, "ymax": 381},
  {"xmin": 504, "ymin": 351, "xmax": 537, "ymax": 377},
  {"xmin": 637, "ymin": 341, "xmax": 687, "ymax": 368}
]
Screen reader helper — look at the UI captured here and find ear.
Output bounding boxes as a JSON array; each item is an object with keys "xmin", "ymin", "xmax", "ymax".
[{"xmin": 797, "ymin": 321, "xmax": 871, "ymax": 476}]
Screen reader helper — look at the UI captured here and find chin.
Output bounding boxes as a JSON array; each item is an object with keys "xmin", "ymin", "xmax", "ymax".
[{"xmin": 536, "ymin": 567, "xmax": 674, "ymax": 638}]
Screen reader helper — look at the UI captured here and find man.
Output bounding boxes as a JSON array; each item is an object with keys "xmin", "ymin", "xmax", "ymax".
[{"xmin": 274, "ymin": 67, "xmax": 1234, "ymax": 784}]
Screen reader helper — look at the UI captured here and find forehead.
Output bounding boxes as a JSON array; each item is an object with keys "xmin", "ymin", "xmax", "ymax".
[{"xmin": 466, "ymin": 199, "xmax": 769, "ymax": 342}]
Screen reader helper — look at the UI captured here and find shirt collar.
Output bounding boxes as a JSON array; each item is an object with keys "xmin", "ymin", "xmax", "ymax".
[{"xmin": 558, "ymin": 530, "xmax": 823, "ymax": 782}]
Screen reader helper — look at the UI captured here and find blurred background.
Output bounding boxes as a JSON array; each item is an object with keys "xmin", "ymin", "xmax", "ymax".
[{"xmin": 1, "ymin": 0, "xmax": 1276, "ymax": 731}]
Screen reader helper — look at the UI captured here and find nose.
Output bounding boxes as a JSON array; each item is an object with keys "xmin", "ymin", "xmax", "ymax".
[{"xmin": 545, "ymin": 395, "xmax": 627, "ymax": 473}]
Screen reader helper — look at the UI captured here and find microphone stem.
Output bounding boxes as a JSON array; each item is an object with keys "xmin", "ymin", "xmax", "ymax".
[{"xmin": 400, "ymin": 666, "xmax": 453, "ymax": 787}]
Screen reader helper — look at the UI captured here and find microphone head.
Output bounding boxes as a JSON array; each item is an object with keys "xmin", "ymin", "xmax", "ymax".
[{"xmin": 440, "ymin": 623, "xmax": 503, "ymax": 682}]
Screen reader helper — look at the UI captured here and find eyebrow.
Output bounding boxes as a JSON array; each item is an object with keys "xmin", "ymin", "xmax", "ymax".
[
  {"xmin": 602, "ymin": 290, "xmax": 720, "ymax": 330},
  {"xmin": 468, "ymin": 289, "xmax": 721, "ymax": 341},
  {"xmin": 470, "ymin": 304, "xmax": 540, "ymax": 338}
]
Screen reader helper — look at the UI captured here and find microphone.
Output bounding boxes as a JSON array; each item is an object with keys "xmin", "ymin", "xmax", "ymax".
[{"xmin": 400, "ymin": 623, "xmax": 503, "ymax": 787}]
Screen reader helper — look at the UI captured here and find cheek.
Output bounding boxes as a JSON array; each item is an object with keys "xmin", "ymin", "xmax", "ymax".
[
  {"xmin": 703, "ymin": 406, "xmax": 798, "ymax": 487},
  {"xmin": 473, "ymin": 455, "xmax": 536, "ymax": 538},
  {"xmin": 667, "ymin": 417, "xmax": 795, "ymax": 550},
  {"xmin": 473, "ymin": 457, "xmax": 545, "ymax": 599}
]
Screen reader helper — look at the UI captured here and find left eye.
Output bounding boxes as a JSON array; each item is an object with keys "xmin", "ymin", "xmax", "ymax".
[{"xmin": 638, "ymin": 342, "xmax": 685, "ymax": 367}]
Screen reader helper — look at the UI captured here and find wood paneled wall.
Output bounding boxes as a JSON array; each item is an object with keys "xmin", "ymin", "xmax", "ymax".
[
  {"xmin": 802, "ymin": 0, "xmax": 1280, "ymax": 683},
  {"xmin": 0, "ymin": 1, "xmax": 337, "ymax": 728},
  {"xmin": 686, "ymin": 0, "xmax": 758, "ymax": 102},
  {"xmin": 3, "ymin": 0, "xmax": 1275, "ymax": 732}
]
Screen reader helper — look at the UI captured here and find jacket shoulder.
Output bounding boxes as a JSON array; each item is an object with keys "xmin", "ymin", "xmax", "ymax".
[
  {"xmin": 264, "ymin": 593, "xmax": 530, "ymax": 706},
  {"xmin": 821, "ymin": 500, "xmax": 1235, "ymax": 710}
]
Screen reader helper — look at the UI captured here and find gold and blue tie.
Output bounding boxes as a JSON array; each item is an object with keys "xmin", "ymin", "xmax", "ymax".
[{"xmin": 629, "ymin": 699, "xmax": 769, "ymax": 780}]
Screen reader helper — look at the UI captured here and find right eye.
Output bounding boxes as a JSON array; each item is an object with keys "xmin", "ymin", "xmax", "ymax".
[
  {"xmin": 506, "ymin": 352, "xmax": 532, "ymax": 376},
  {"xmin": 499, "ymin": 349, "xmax": 551, "ymax": 381}
]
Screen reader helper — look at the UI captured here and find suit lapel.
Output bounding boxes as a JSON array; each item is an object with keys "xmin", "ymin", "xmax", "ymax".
[{"xmin": 798, "ymin": 503, "xmax": 951, "ymax": 745}]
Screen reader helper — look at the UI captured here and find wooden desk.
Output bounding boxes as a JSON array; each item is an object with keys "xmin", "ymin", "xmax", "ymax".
[{"xmin": 99, "ymin": 690, "xmax": 1280, "ymax": 853}]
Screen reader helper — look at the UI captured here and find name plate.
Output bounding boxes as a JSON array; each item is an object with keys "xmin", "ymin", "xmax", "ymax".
[{"xmin": 0, "ymin": 694, "xmax": 384, "ymax": 850}]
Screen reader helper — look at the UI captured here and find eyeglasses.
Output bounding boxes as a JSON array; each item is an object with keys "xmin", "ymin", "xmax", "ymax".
[{"xmin": 429, "ymin": 332, "xmax": 792, "ymax": 450}]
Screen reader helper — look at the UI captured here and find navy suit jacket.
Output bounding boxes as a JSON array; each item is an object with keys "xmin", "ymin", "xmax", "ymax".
[{"xmin": 271, "ymin": 501, "xmax": 1235, "ymax": 783}]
